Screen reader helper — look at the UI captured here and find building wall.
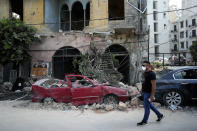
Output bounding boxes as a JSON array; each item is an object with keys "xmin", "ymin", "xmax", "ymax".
[
  {"xmin": 169, "ymin": 5, "xmax": 181, "ymax": 23},
  {"xmin": 182, "ymin": 0, "xmax": 197, "ymax": 16},
  {"xmin": 0, "ymin": 0, "xmax": 9, "ymax": 19},
  {"xmin": 170, "ymin": 15, "xmax": 197, "ymax": 60},
  {"xmin": 23, "ymin": 0, "xmax": 45, "ymax": 30},
  {"xmin": 88, "ymin": 0, "xmax": 109, "ymax": 30},
  {"xmin": 147, "ymin": 0, "xmax": 170, "ymax": 61},
  {"xmin": 44, "ymin": 0, "xmax": 60, "ymax": 32},
  {"xmin": 109, "ymin": 0, "xmax": 146, "ymax": 30}
]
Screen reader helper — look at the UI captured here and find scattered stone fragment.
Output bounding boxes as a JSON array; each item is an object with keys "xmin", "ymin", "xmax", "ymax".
[
  {"xmin": 84, "ymin": 105, "xmax": 89, "ymax": 109},
  {"xmin": 153, "ymin": 102, "xmax": 161, "ymax": 108},
  {"xmin": 118, "ymin": 102, "xmax": 127, "ymax": 111},
  {"xmin": 71, "ymin": 106, "xmax": 78, "ymax": 110},
  {"xmin": 105, "ymin": 105, "xmax": 114, "ymax": 111},
  {"xmin": 23, "ymin": 87, "xmax": 32, "ymax": 92}
]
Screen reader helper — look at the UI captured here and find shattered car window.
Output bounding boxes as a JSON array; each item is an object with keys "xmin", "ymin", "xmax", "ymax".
[{"xmin": 40, "ymin": 79, "xmax": 67, "ymax": 88}]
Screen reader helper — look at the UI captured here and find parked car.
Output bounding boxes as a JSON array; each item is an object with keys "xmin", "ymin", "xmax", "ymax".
[
  {"xmin": 32, "ymin": 75, "xmax": 130, "ymax": 106},
  {"xmin": 155, "ymin": 66, "xmax": 197, "ymax": 106}
]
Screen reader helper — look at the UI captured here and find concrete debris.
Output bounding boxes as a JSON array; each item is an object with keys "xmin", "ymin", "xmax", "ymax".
[
  {"xmin": 84, "ymin": 105, "xmax": 89, "ymax": 109},
  {"xmin": 0, "ymin": 82, "xmax": 13, "ymax": 93},
  {"xmin": 71, "ymin": 106, "xmax": 78, "ymax": 110},
  {"xmin": 23, "ymin": 87, "xmax": 32, "ymax": 92},
  {"xmin": 118, "ymin": 82, "xmax": 140, "ymax": 97},
  {"xmin": 153, "ymin": 102, "xmax": 161, "ymax": 108},
  {"xmin": 130, "ymin": 97, "xmax": 139, "ymax": 106},
  {"xmin": 3, "ymin": 82, "xmax": 13, "ymax": 91},
  {"xmin": 135, "ymin": 83, "xmax": 142, "ymax": 91},
  {"xmin": 105, "ymin": 105, "xmax": 114, "ymax": 111},
  {"xmin": 118, "ymin": 102, "xmax": 127, "ymax": 111},
  {"xmin": 169, "ymin": 105, "xmax": 177, "ymax": 112},
  {"xmin": 15, "ymin": 90, "xmax": 22, "ymax": 93}
]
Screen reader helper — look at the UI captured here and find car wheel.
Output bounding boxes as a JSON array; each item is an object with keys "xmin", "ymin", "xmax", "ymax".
[
  {"xmin": 43, "ymin": 97, "xmax": 55, "ymax": 104},
  {"xmin": 103, "ymin": 95, "xmax": 119, "ymax": 105},
  {"xmin": 163, "ymin": 91, "xmax": 184, "ymax": 106}
]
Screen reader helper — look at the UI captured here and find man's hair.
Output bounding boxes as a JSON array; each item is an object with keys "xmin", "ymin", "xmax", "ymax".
[{"xmin": 143, "ymin": 61, "xmax": 151, "ymax": 65}]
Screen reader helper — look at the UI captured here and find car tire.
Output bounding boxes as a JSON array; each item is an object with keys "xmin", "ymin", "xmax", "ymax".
[
  {"xmin": 163, "ymin": 91, "xmax": 184, "ymax": 106},
  {"xmin": 43, "ymin": 97, "xmax": 55, "ymax": 104},
  {"xmin": 103, "ymin": 95, "xmax": 119, "ymax": 105}
]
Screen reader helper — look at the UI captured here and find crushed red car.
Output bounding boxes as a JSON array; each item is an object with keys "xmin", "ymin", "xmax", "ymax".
[{"xmin": 32, "ymin": 75, "xmax": 130, "ymax": 106}]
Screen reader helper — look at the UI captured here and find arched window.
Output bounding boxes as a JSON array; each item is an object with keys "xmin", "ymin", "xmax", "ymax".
[
  {"xmin": 60, "ymin": 4, "xmax": 70, "ymax": 31},
  {"xmin": 105, "ymin": 44, "xmax": 130, "ymax": 84},
  {"xmin": 53, "ymin": 46, "xmax": 81, "ymax": 79},
  {"xmin": 86, "ymin": 2, "xmax": 90, "ymax": 26},
  {"xmin": 71, "ymin": 2, "xmax": 84, "ymax": 30}
]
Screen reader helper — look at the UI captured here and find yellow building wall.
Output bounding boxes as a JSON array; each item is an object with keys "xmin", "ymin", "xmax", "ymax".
[
  {"xmin": 88, "ymin": 0, "xmax": 109, "ymax": 30},
  {"xmin": 23, "ymin": 0, "xmax": 44, "ymax": 30},
  {"xmin": 0, "ymin": 0, "xmax": 9, "ymax": 19}
]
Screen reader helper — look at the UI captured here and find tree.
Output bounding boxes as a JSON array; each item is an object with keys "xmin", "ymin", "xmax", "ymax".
[
  {"xmin": 73, "ymin": 43, "xmax": 123, "ymax": 86},
  {"xmin": 189, "ymin": 41, "xmax": 197, "ymax": 64},
  {"xmin": 0, "ymin": 18, "xmax": 38, "ymax": 65}
]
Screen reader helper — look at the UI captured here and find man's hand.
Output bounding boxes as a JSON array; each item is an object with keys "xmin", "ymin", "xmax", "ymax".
[{"xmin": 150, "ymin": 95, "xmax": 154, "ymax": 102}]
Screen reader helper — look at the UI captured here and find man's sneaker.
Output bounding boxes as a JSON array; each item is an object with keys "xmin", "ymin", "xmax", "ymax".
[
  {"xmin": 137, "ymin": 121, "xmax": 147, "ymax": 126},
  {"xmin": 157, "ymin": 114, "xmax": 164, "ymax": 122}
]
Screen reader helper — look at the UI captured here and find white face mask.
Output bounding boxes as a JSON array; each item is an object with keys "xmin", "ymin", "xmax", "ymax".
[{"xmin": 142, "ymin": 66, "xmax": 146, "ymax": 71}]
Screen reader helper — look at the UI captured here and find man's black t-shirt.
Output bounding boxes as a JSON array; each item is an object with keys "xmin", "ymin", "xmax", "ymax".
[{"xmin": 142, "ymin": 70, "xmax": 156, "ymax": 93}]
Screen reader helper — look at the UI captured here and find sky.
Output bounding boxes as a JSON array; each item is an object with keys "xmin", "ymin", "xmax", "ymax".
[{"xmin": 169, "ymin": 0, "xmax": 182, "ymax": 8}]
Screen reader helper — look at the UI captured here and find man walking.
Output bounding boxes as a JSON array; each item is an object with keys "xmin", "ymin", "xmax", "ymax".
[{"xmin": 137, "ymin": 61, "xmax": 164, "ymax": 126}]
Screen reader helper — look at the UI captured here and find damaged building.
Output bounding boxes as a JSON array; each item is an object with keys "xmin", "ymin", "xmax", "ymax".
[{"xmin": 0, "ymin": 0, "xmax": 148, "ymax": 85}]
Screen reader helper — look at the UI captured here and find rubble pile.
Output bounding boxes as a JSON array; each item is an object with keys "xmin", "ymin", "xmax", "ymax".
[
  {"xmin": 14, "ymin": 96, "xmax": 145, "ymax": 112},
  {"xmin": 118, "ymin": 82, "xmax": 141, "ymax": 97},
  {"xmin": 0, "ymin": 82, "xmax": 13, "ymax": 93}
]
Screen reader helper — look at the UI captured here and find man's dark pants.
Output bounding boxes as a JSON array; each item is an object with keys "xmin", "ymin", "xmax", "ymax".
[{"xmin": 142, "ymin": 92, "xmax": 162, "ymax": 123}]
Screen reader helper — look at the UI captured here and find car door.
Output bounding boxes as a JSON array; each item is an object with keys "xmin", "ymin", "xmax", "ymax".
[
  {"xmin": 189, "ymin": 69, "xmax": 197, "ymax": 98},
  {"xmin": 174, "ymin": 69, "xmax": 197, "ymax": 98},
  {"xmin": 70, "ymin": 76, "xmax": 102, "ymax": 106},
  {"xmin": 47, "ymin": 81, "xmax": 72, "ymax": 103}
]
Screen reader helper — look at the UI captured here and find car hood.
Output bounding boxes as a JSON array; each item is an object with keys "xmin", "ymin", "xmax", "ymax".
[{"xmin": 102, "ymin": 85, "xmax": 127, "ymax": 95}]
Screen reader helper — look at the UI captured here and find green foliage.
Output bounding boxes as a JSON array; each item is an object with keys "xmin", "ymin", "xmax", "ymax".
[
  {"xmin": 190, "ymin": 41, "xmax": 197, "ymax": 62},
  {"xmin": 151, "ymin": 62, "xmax": 162, "ymax": 68},
  {"xmin": 0, "ymin": 18, "xmax": 38, "ymax": 65}
]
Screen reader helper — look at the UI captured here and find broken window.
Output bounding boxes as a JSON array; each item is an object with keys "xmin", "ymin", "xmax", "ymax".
[
  {"xmin": 105, "ymin": 44, "xmax": 129, "ymax": 84},
  {"xmin": 85, "ymin": 2, "xmax": 90, "ymax": 26},
  {"xmin": 108, "ymin": 0, "xmax": 124, "ymax": 20},
  {"xmin": 10, "ymin": 0, "xmax": 23, "ymax": 20},
  {"xmin": 71, "ymin": 2, "xmax": 84, "ymax": 30},
  {"xmin": 60, "ymin": 4, "xmax": 70, "ymax": 31}
]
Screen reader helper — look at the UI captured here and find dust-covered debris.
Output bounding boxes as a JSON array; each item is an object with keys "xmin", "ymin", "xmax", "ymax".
[
  {"xmin": 0, "ymin": 82, "xmax": 13, "ymax": 93},
  {"xmin": 23, "ymin": 87, "xmax": 32, "ymax": 92},
  {"xmin": 118, "ymin": 82, "xmax": 140, "ymax": 97},
  {"xmin": 118, "ymin": 102, "xmax": 127, "ymax": 111},
  {"xmin": 105, "ymin": 105, "xmax": 114, "ymax": 111}
]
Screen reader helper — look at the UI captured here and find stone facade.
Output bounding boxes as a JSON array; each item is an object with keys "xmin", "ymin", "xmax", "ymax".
[{"xmin": 0, "ymin": 0, "xmax": 147, "ymax": 84}]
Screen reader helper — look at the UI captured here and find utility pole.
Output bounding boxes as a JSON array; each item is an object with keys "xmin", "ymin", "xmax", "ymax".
[{"xmin": 148, "ymin": 25, "xmax": 150, "ymax": 61}]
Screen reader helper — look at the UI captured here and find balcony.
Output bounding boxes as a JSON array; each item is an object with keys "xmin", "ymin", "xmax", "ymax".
[
  {"xmin": 171, "ymin": 30, "xmax": 178, "ymax": 33},
  {"xmin": 171, "ymin": 38, "xmax": 178, "ymax": 42}
]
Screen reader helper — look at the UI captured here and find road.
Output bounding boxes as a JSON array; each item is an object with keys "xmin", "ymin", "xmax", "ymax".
[{"xmin": 0, "ymin": 100, "xmax": 197, "ymax": 131}]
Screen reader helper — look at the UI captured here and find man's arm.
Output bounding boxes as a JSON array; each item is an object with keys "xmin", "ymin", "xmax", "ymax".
[{"xmin": 150, "ymin": 80, "xmax": 156, "ymax": 101}]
